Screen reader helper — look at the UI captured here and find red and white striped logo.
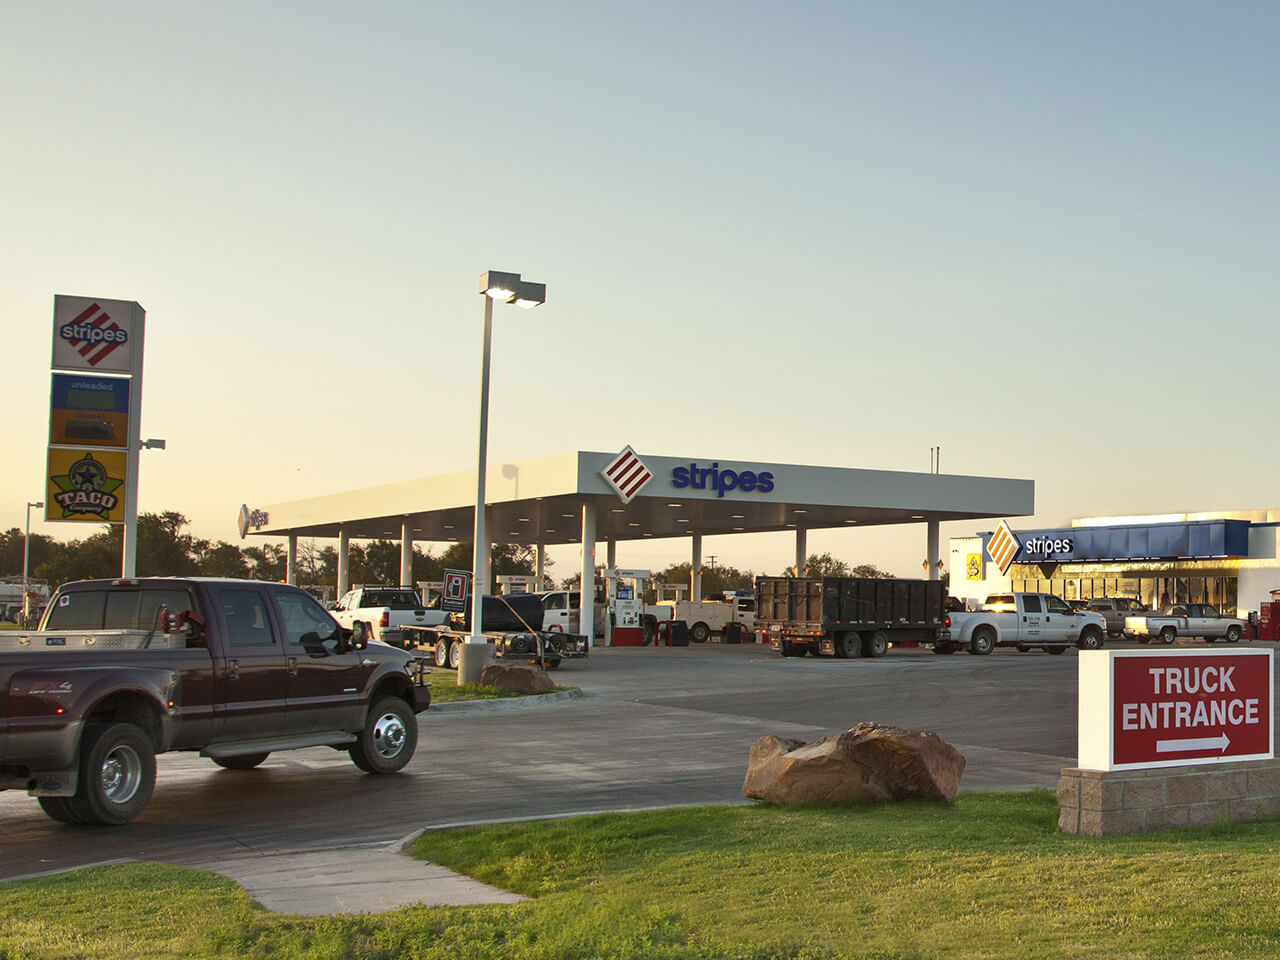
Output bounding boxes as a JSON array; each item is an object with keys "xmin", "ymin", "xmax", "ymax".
[
  {"xmin": 601, "ymin": 446, "xmax": 652, "ymax": 504},
  {"xmin": 986, "ymin": 520, "xmax": 1022, "ymax": 574},
  {"xmin": 59, "ymin": 302, "xmax": 128, "ymax": 368}
]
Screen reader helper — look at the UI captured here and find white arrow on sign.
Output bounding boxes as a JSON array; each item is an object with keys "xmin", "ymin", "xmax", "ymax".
[{"xmin": 1156, "ymin": 733, "xmax": 1231, "ymax": 754}]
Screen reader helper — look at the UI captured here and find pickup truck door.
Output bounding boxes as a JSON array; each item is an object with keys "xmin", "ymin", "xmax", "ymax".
[
  {"xmin": 1186, "ymin": 604, "xmax": 1218, "ymax": 637},
  {"xmin": 211, "ymin": 586, "xmax": 287, "ymax": 741},
  {"xmin": 1018, "ymin": 595, "xmax": 1044, "ymax": 642},
  {"xmin": 270, "ymin": 587, "xmax": 375, "ymax": 733},
  {"xmin": 541, "ymin": 592, "xmax": 579, "ymax": 633},
  {"xmin": 1042, "ymin": 595, "xmax": 1075, "ymax": 642}
]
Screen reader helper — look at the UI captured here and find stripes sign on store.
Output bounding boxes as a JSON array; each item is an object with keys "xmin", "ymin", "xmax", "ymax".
[
  {"xmin": 601, "ymin": 446, "xmax": 652, "ymax": 504},
  {"xmin": 986, "ymin": 520, "xmax": 1021, "ymax": 574}
]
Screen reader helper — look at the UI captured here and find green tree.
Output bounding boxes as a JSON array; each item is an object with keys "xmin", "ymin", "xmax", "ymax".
[
  {"xmin": 849, "ymin": 563, "xmax": 893, "ymax": 579},
  {"xmin": 242, "ymin": 543, "xmax": 286, "ymax": 582},
  {"xmin": 197, "ymin": 541, "xmax": 250, "ymax": 578},
  {"xmin": 34, "ymin": 526, "xmax": 123, "ymax": 585},
  {"xmin": 805, "ymin": 552, "xmax": 849, "ymax": 577},
  {"xmin": 136, "ymin": 511, "xmax": 200, "ymax": 576},
  {"xmin": 0, "ymin": 528, "xmax": 59, "ymax": 579}
]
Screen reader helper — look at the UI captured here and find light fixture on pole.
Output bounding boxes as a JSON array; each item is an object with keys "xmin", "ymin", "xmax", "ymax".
[
  {"xmin": 24, "ymin": 501, "xmax": 44, "ymax": 627},
  {"xmin": 462, "ymin": 270, "xmax": 546, "ymax": 685}
]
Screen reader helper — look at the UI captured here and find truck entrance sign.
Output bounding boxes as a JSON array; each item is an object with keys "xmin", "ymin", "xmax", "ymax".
[{"xmin": 1079, "ymin": 649, "xmax": 1273, "ymax": 771}]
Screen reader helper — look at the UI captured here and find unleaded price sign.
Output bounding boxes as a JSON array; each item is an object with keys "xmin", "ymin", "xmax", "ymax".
[{"xmin": 1078, "ymin": 648, "xmax": 1274, "ymax": 771}]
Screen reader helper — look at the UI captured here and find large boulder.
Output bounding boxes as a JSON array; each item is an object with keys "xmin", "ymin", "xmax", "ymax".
[
  {"xmin": 742, "ymin": 723, "xmax": 966, "ymax": 806},
  {"xmin": 479, "ymin": 662, "xmax": 554, "ymax": 694}
]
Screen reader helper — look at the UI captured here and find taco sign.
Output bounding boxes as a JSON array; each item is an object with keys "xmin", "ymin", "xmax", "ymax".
[{"xmin": 46, "ymin": 449, "xmax": 127, "ymax": 523}]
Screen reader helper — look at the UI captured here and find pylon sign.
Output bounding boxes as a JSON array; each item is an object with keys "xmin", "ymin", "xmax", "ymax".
[{"xmin": 46, "ymin": 295, "xmax": 146, "ymax": 576}]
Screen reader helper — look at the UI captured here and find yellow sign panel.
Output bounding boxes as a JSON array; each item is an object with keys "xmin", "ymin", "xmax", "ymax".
[
  {"xmin": 966, "ymin": 553, "xmax": 983, "ymax": 580},
  {"xmin": 46, "ymin": 448, "xmax": 127, "ymax": 523}
]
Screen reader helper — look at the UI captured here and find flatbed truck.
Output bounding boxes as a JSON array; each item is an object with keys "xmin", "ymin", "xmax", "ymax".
[{"xmin": 756, "ymin": 575, "xmax": 946, "ymax": 658}]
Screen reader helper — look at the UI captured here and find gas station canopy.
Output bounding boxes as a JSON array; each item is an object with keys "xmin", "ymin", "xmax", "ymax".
[{"xmin": 246, "ymin": 450, "xmax": 1033, "ymax": 545}]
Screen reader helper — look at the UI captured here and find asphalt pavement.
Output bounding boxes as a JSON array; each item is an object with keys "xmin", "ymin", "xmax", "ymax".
[{"xmin": 3, "ymin": 639, "xmax": 1241, "ymax": 913}]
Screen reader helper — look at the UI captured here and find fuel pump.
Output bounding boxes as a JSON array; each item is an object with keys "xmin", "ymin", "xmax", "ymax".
[{"xmin": 603, "ymin": 568, "xmax": 650, "ymax": 646}]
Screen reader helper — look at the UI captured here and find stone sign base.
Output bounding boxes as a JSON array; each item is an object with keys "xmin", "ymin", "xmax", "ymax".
[{"xmin": 1059, "ymin": 760, "xmax": 1280, "ymax": 835}]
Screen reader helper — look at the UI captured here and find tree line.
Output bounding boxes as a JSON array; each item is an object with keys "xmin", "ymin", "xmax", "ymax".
[
  {"xmin": 0, "ymin": 512, "xmax": 539, "ymax": 594},
  {"xmin": 2, "ymin": 515, "xmax": 895, "ymax": 595}
]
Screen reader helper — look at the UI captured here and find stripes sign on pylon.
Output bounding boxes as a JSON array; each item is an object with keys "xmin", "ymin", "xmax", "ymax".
[
  {"xmin": 986, "ymin": 520, "xmax": 1022, "ymax": 574},
  {"xmin": 65, "ymin": 302, "xmax": 128, "ymax": 367},
  {"xmin": 601, "ymin": 446, "xmax": 652, "ymax": 504}
]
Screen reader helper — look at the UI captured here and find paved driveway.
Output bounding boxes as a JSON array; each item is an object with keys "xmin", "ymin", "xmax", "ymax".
[{"xmin": 0, "ymin": 642, "xmax": 1124, "ymax": 880}]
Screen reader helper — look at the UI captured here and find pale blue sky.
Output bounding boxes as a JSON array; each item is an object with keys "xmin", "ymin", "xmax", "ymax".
[{"xmin": 3, "ymin": 1, "xmax": 1276, "ymax": 577}]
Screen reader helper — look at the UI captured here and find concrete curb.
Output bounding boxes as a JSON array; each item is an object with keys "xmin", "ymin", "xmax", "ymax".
[{"xmin": 428, "ymin": 686, "xmax": 584, "ymax": 712}]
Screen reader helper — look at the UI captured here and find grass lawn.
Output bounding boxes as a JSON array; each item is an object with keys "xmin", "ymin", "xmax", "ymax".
[
  {"xmin": 3, "ymin": 791, "xmax": 1280, "ymax": 959},
  {"xmin": 423, "ymin": 665, "xmax": 573, "ymax": 704}
]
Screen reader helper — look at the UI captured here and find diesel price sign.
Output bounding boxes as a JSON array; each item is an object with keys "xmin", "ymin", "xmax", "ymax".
[{"xmin": 1079, "ymin": 649, "xmax": 1273, "ymax": 771}]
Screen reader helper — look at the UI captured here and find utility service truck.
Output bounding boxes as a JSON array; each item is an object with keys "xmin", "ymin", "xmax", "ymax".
[
  {"xmin": 942, "ymin": 593, "xmax": 1106, "ymax": 655},
  {"xmin": 756, "ymin": 576, "xmax": 946, "ymax": 657},
  {"xmin": 657, "ymin": 593, "xmax": 755, "ymax": 643}
]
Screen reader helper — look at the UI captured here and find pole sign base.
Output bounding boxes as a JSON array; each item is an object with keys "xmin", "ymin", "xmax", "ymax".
[{"xmin": 1079, "ymin": 649, "xmax": 1274, "ymax": 771}]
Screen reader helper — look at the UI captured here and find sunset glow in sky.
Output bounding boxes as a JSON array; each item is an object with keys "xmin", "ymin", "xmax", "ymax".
[{"xmin": 3, "ymin": 1, "xmax": 1276, "ymax": 578}]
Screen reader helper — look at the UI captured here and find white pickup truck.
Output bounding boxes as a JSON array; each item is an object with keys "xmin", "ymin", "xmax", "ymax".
[
  {"xmin": 1123, "ymin": 603, "xmax": 1246, "ymax": 645},
  {"xmin": 941, "ymin": 592, "xmax": 1107, "ymax": 655},
  {"xmin": 330, "ymin": 586, "xmax": 444, "ymax": 649}
]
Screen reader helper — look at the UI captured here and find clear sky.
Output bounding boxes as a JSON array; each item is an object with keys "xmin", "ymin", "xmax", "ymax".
[{"xmin": 3, "ymin": 1, "xmax": 1276, "ymax": 580}]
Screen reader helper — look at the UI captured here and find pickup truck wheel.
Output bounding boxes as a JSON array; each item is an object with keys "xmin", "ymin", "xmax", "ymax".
[
  {"xmin": 862, "ymin": 631, "xmax": 889, "ymax": 658},
  {"xmin": 350, "ymin": 696, "xmax": 418, "ymax": 774},
  {"xmin": 1015, "ymin": 643, "xmax": 1029, "ymax": 653},
  {"xmin": 931, "ymin": 642, "xmax": 956, "ymax": 655},
  {"xmin": 689, "ymin": 622, "xmax": 710, "ymax": 643},
  {"xmin": 1077, "ymin": 627, "xmax": 1104, "ymax": 651},
  {"xmin": 1226, "ymin": 625, "xmax": 1242, "ymax": 643},
  {"xmin": 38, "ymin": 796, "xmax": 86, "ymax": 824},
  {"xmin": 213, "ymin": 753, "xmax": 270, "ymax": 770},
  {"xmin": 68, "ymin": 722, "xmax": 156, "ymax": 826},
  {"xmin": 969, "ymin": 629, "xmax": 996, "ymax": 656},
  {"xmin": 447, "ymin": 640, "xmax": 461, "ymax": 670},
  {"xmin": 1159, "ymin": 626, "xmax": 1177, "ymax": 645}
]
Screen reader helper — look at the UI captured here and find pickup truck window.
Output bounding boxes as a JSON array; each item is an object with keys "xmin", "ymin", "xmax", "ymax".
[
  {"xmin": 1201, "ymin": 605, "xmax": 1220, "ymax": 616},
  {"xmin": 271, "ymin": 587, "xmax": 341, "ymax": 648},
  {"xmin": 1045, "ymin": 596, "xmax": 1071, "ymax": 615},
  {"xmin": 219, "ymin": 589, "xmax": 276, "ymax": 647},
  {"xmin": 104, "ymin": 589, "xmax": 193, "ymax": 630},
  {"xmin": 44, "ymin": 588, "xmax": 193, "ymax": 630},
  {"xmin": 1022, "ymin": 596, "xmax": 1042, "ymax": 613},
  {"xmin": 362, "ymin": 590, "xmax": 420, "ymax": 609},
  {"xmin": 544, "ymin": 593, "xmax": 566, "ymax": 611}
]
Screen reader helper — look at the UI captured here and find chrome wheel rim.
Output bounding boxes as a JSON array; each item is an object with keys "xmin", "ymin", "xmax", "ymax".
[
  {"xmin": 372, "ymin": 712, "xmax": 407, "ymax": 759},
  {"xmin": 101, "ymin": 744, "xmax": 142, "ymax": 804}
]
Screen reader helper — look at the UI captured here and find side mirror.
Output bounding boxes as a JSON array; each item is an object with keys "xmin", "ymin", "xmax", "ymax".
[
  {"xmin": 350, "ymin": 621, "xmax": 370, "ymax": 650},
  {"xmin": 299, "ymin": 631, "xmax": 329, "ymax": 656}
]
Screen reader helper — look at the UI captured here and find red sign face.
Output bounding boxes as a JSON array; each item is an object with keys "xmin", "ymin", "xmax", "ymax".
[{"xmin": 1113, "ymin": 652, "xmax": 1272, "ymax": 766}]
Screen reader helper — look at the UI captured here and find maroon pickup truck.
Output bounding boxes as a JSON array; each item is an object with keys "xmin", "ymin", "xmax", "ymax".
[{"xmin": 0, "ymin": 577, "xmax": 430, "ymax": 826}]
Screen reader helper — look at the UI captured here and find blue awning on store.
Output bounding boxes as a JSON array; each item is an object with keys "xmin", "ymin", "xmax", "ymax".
[{"xmin": 993, "ymin": 519, "xmax": 1251, "ymax": 563}]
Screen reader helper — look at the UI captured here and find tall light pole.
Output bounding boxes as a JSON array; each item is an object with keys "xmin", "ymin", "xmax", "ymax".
[
  {"xmin": 461, "ymin": 270, "xmax": 546, "ymax": 685},
  {"xmin": 24, "ymin": 501, "xmax": 43, "ymax": 627}
]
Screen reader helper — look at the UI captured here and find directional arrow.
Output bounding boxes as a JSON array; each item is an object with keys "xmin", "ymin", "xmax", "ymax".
[{"xmin": 1156, "ymin": 733, "xmax": 1231, "ymax": 754}]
